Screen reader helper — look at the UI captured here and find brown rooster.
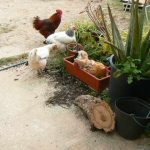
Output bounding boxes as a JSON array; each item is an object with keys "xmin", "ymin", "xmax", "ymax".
[{"xmin": 33, "ymin": 9, "xmax": 62, "ymax": 38}]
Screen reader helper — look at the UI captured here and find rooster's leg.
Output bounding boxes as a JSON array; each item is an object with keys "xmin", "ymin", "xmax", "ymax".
[
  {"xmin": 37, "ymin": 69, "xmax": 43, "ymax": 76},
  {"xmin": 43, "ymin": 67, "xmax": 48, "ymax": 72},
  {"xmin": 43, "ymin": 41, "xmax": 47, "ymax": 44}
]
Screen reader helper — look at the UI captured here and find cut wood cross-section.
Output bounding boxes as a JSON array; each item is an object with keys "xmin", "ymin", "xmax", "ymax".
[{"xmin": 74, "ymin": 95, "xmax": 115, "ymax": 132}]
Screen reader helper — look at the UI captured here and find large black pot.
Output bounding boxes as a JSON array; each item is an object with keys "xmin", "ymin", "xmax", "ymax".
[
  {"xmin": 132, "ymin": 78, "xmax": 150, "ymax": 103},
  {"xmin": 115, "ymin": 97, "xmax": 150, "ymax": 140},
  {"xmin": 109, "ymin": 55, "xmax": 150, "ymax": 104},
  {"xmin": 108, "ymin": 55, "xmax": 133, "ymax": 105}
]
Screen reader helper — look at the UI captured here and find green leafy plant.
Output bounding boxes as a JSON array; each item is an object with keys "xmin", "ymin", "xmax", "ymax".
[
  {"xmin": 46, "ymin": 20, "xmax": 112, "ymax": 75},
  {"xmin": 0, "ymin": 53, "xmax": 28, "ymax": 67},
  {"xmin": 86, "ymin": 0, "xmax": 150, "ymax": 83},
  {"xmin": 74, "ymin": 20, "xmax": 112, "ymax": 62},
  {"xmin": 114, "ymin": 57, "xmax": 142, "ymax": 83}
]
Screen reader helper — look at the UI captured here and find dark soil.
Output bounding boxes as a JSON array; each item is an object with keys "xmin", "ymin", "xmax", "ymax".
[
  {"xmin": 45, "ymin": 70, "xmax": 100, "ymax": 107},
  {"xmin": 45, "ymin": 67, "xmax": 110, "ymax": 107}
]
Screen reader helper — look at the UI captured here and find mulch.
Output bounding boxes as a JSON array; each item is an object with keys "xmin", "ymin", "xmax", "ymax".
[{"xmin": 45, "ymin": 70, "xmax": 99, "ymax": 107}]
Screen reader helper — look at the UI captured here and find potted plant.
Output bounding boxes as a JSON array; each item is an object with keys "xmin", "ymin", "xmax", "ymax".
[
  {"xmin": 66, "ymin": 43, "xmax": 84, "ymax": 56},
  {"xmin": 63, "ymin": 20, "xmax": 112, "ymax": 92},
  {"xmin": 86, "ymin": 0, "xmax": 150, "ymax": 104}
]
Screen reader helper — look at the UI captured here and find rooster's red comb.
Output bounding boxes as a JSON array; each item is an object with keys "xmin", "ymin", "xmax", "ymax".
[{"xmin": 56, "ymin": 9, "xmax": 63, "ymax": 15}]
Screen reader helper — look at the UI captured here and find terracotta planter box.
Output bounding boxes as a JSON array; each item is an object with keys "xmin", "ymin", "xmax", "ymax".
[{"xmin": 64, "ymin": 55, "xmax": 110, "ymax": 92}]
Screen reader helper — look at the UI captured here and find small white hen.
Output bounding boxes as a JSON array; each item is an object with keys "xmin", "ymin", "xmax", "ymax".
[
  {"xmin": 28, "ymin": 43, "xmax": 57, "ymax": 74},
  {"xmin": 45, "ymin": 26, "xmax": 77, "ymax": 51}
]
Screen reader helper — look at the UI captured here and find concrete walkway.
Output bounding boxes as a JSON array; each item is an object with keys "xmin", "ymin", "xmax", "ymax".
[
  {"xmin": 0, "ymin": 0, "xmax": 87, "ymax": 59},
  {"xmin": 0, "ymin": 65, "xmax": 149, "ymax": 150},
  {"xmin": 0, "ymin": 0, "xmax": 149, "ymax": 149}
]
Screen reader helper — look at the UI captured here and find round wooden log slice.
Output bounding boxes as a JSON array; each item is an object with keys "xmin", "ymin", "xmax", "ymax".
[
  {"xmin": 90, "ymin": 101, "xmax": 115, "ymax": 132},
  {"xmin": 75, "ymin": 95, "xmax": 115, "ymax": 132}
]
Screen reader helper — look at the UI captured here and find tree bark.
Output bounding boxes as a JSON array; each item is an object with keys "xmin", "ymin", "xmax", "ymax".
[{"xmin": 74, "ymin": 95, "xmax": 115, "ymax": 133}]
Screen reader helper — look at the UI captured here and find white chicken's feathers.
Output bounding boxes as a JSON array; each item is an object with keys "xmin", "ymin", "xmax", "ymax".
[
  {"xmin": 28, "ymin": 43, "xmax": 57, "ymax": 72},
  {"xmin": 46, "ymin": 30, "xmax": 76, "ymax": 45},
  {"xmin": 29, "ymin": 44, "xmax": 56, "ymax": 59}
]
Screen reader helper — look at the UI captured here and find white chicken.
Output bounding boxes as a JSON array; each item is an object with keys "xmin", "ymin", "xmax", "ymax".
[
  {"xmin": 45, "ymin": 26, "xmax": 77, "ymax": 51},
  {"xmin": 28, "ymin": 43, "xmax": 57, "ymax": 74}
]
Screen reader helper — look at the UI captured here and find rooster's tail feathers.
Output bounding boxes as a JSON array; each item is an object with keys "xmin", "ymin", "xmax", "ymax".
[{"xmin": 33, "ymin": 16, "xmax": 42, "ymax": 30}]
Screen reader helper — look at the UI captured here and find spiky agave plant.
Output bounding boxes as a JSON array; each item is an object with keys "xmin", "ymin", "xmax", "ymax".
[{"xmin": 86, "ymin": 0, "xmax": 150, "ymax": 83}]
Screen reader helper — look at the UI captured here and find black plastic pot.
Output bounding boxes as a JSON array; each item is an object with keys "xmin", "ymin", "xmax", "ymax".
[
  {"xmin": 115, "ymin": 97, "xmax": 150, "ymax": 140},
  {"xmin": 108, "ymin": 55, "xmax": 150, "ymax": 105},
  {"xmin": 108, "ymin": 55, "xmax": 133, "ymax": 105},
  {"xmin": 132, "ymin": 78, "xmax": 150, "ymax": 103}
]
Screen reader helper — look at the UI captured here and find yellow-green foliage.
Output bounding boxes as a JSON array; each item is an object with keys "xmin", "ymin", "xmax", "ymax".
[
  {"xmin": 74, "ymin": 20, "xmax": 112, "ymax": 63},
  {"xmin": 0, "ymin": 53, "xmax": 27, "ymax": 67}
]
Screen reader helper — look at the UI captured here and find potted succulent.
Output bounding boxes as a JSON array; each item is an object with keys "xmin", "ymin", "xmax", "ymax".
[
  {"xmin": 108, "ymin": 0, "xmax": 150, "ymax": 104},
  {"xmin": 86, "ymin": 0, "xmax": 150, "ymax": 104}
]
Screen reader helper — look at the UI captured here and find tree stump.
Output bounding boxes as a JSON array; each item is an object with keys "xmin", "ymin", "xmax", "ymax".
[{"xmin": 74, "ymin": 95, "xmax": 115, "ymax": 132}]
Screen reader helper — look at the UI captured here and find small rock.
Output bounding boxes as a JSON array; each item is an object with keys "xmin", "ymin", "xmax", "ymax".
[{"xmin": 14, "ymin": 78, "xmax": 19, "ymax": 81}]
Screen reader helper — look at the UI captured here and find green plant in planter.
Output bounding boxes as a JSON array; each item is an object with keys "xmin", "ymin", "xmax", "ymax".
[
  {"xmin": 107, "ymin": 0, "xmax": 150, "ymax": 83},
  {"xmin": 86, "ymin": 0, "xmax": 150, "ymax": 83},
  {"xmin": 74, "ymin": 20, "xmax": 112, "ymax": 63}
]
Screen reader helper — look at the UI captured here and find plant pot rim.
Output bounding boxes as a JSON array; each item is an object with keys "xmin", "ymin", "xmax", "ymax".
[
  {"xmin": 115, "ymin": 97, "xmax": 150, "ymax": 120},
  {"xmin": 109, "ymin": 55, "xmax": 117, "ymax": 70}
]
